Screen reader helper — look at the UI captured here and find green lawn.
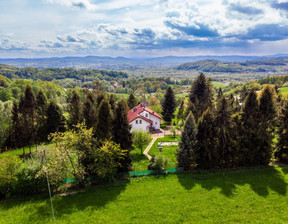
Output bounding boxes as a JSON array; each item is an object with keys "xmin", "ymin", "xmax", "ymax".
[
  {"xmin": 149, "ymin": 135, "xmax": 181, "ymax": 168},
  {"xmin": 212, "ymin": 81, "xmax": 228, "ymax": 88},
  {"xmin": 131, "ymin": 138, "xmax": 152, "ymax": 171},
  {"xmin": 0, "ymin": 143, "xmax": 54, "ymax": 158},
  {"xmin": 1, "ymin": 166, "xmax": 288, "ymax": 223},
  {"xmin": 279, "ymin": 87, "xmax": 288, "ymax": 97}
]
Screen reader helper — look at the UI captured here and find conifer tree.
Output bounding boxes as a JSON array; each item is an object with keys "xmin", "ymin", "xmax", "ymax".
[
  {"xmin": 94, "ymin": 98, "xmax": 113, "ymax": 141},
  {"xmin": 240, "ymin": 89, "xmax": 260, "ymax": 166},
  {"xmin": 46, "ymin": 101, "xmax": 65, "ymax": 136},
  {"xmin": 113, "ymin": 100, "xmax": 133, "ymax": 172},
  {"xmin": 195, "ymin": 108, "xmax": 218, "ymax": 169},
  {"xmin": 258, "ymin": 85, "xmax": 276, "ymax": 165},
  {"xmin": 188, "ymin": 73, "xmax": 213, "ymax": 121},
  {"xmin": 83, "ymin": 92, "xmax": 97, "ymax": 129},
  {"xmin": 109, "ymin": 94, "xmax": 116, "ymax": 115},
  {"xmin": 176, "ymin": 112, "xmax": 197, "ymax": 170},
  {"xmin": 276, "ymin": 100, "xmax": 288, "ymax": 162},
  {"xmin": 68, "ymin": 91, "xmax": 82, "ymax": 128},
  {"xmin": 36, "ymin": 89, "xmax": 48, "ymax": 142},
  {"xmin": 11, "ymin": 102, "xmax": 22, "ymax": 148},
  {"xmin": 177, "ymin": 100, "xmax": 185, "ymax": 124},
  {"xmin": 127, "ymin": 93, "xmax": 138, "ymax": 109},
  {"xmin": 96, "ymin": 91, "xmax": 105, "ymax": 108},
  {"xmin": 19, "ymin": 85, "xmax": 36, "ymax": 149},
  {"xmin": 161, "ymin": 87, "xmax": 176, "ymax": 123},
  {"xmin": 215, "ymin": 96, "xmax": 233, "ymax": 167}
]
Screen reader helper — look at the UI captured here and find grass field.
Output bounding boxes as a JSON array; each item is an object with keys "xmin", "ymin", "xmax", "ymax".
[
  {"xmin": 1, "ymin": 166, "xmax": 288, "ymax": 223},
  {"xmin": 131, "ymin": 138, "xmax": 152, "ymax": 171},
  {"xmin": 212, "ymin": 81, "xmax": 228, "ymax": 89},
  {"xmin": 149, "ymin": 135, "xmax": 181, "ymax": 168},
  {"xmin": 279, "ymin": 87, "xmax": 288, "ymax": 97},
  {"xmin": 0, "ymin": 143, "xmax": 54, "ymax": 158}
]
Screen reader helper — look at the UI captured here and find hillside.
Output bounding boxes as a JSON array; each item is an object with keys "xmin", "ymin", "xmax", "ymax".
[{"xmin": 176, "ymin": 58, "xmax": 288, "ymax": 73}]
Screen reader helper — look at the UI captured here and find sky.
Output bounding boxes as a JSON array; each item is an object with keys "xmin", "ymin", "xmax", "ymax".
[{"xmin": 1, "ymin": 0, "xmax": 288, "ymax": 58}]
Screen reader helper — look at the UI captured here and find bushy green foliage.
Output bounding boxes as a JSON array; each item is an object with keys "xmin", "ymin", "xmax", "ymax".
[
  {"xmin": 0, "ymin": 155, "xmax": 20, "ymax": 199},
  {"xmin": 148, "ymin": 154, "xmax": 168, "ymax": 170},
  {"xmin": 132, "ymin": 130, "xmax": 151, "ymax": 155}
]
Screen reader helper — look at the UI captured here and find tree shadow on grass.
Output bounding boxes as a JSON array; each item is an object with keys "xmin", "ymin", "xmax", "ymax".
[
  {"xmin": 0, "ymin": 180, "xmax": 129, "ymax": 222},
  {"xmin": 176, "ymin": 166, "xmax": 287, "ymax": 197}
]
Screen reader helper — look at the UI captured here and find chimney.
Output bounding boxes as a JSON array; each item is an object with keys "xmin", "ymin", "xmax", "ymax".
[{"xmin": 133, "ymin": 107, "xmax": 137, "ymax": 112}]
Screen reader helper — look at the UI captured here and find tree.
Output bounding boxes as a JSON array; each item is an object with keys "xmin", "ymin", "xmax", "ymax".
[
  {"xmin": 215, "ymin": 96, "xmax": 233, "ymax": 167},
  {"xmin": 161, "ymin": 87, "xmax": 176, "ymax": 123},
  {"xmin": 276, "ymin": 100, "xmax": 288, "ymax": 162},
  {"xmin": 36, "ymin": 89, "xmax": 48, "ymax": 143},
  {"xmin": 94, "ymin": 98, "xmax": 113, "ymax": 141},
  {"xmin": 109, "ymin": 94, "xmax": 116, "ymax": 115},
  {"xmin": 195, "ymin": 108, "xmax": 218, "ymax": 169},
  {"xmin": 83, "ymin": 92, "xmax": 97, "ymax": 129},
  {"xmin": 112, "ymin": 100, "xmax": 133, "ymax": 172},
  {"xmin": 127, "ymin": 93, "xmax": 138, "ymax": 109},
  {"xmin": 240, "ymin": 89, "xmax": 260, "ymax": 166},
  {"xmin": 68, "ymin": 91, "xmax": 82, "ymax": 129},
  {"xmin": 0, "ymin": 101, "xmax": 12, "ymax": 149},
  {"xmin": 11, "ymin": 102, "xmax": 22, "ymax": 148},
  {"xmin": 46, "ymin": 101, "xmax": 65, "ymax": 136},
  {"xmin": 177, "ymin": 100, "xmax": 185, "ymax": 124},
  {"xmin": 188, "ymin": 73, "xmax": 213, "ymax": 121},
  {"xmin": 132, "ymin": 130, "xmax": 151, "ymax": 155},
  {"xmin": 176, "ymin": 112, "xmax": 197, "ymax": 170},
  {"xmin": 19, "ymin": 85, "xmax": 36, "ymax": 149},
  {"xmin": 257, "ymin": 85, "xmax": 276, "ymax": 165},
  {"xmin": 148, "ymin": 95, "xmax": 162, "ymax": 114}
]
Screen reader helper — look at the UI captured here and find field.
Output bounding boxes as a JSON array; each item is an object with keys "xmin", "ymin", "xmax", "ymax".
[
  {"xmin": 1, "ymin": 166, "xmax": 288, "ymax": 223},
  {"xmin": 279, "ymin": 87, "xmax": 288, "ymax": 97}
]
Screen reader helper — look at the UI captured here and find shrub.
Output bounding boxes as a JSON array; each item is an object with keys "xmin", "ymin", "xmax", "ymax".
[
  {"xmin": 0, "ymin": 155, "xmax": 21, "ymax": 199},
  {"xmin": 148, "ymin": 155, "xmax": 168, "ymax": 170}
]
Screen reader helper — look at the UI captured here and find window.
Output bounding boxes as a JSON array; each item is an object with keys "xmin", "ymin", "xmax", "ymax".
[
  {"xmin": 139, "ymin": 120, "xmax": 142, "ymax": 124},
  {"xmin": 136, "ymin": 120, "xmax": 138, "ymax": 124},
  {"xmin": 155, "ymin": 122, "xmax": 157, "ymax": 125},
  {"xmin": 145, "ymin": 113, "xmax": 148, "ymax": 117}
]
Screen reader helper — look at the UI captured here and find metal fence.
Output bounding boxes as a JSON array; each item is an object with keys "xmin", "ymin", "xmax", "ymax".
[{"xmin": 65, "ymin": 167, "xmax": 184, "ymax": 183}]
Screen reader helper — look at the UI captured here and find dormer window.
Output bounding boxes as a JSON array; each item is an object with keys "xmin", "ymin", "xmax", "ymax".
[{"xmin": 145, "ymin": 113, "xmax": 148, "ymax": 117}]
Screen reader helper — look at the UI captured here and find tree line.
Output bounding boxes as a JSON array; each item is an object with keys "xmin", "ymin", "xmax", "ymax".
[{"xmin": 176, "ymin": 73, "xmax": 288, "ymax": 170}]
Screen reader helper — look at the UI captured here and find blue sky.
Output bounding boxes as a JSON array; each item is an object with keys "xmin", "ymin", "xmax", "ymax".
[{"xmin": 1, "ymin": 0, "xmax": 288, "ymax": 58}]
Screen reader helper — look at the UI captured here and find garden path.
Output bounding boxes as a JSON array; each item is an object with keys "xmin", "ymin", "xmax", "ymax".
[{"xmin": 143, "ymin": 137, "xmax": 157, "ymax": 160}]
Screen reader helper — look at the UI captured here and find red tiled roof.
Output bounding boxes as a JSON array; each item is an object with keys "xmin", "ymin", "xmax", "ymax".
[{"xmin": 127, "ymin": 103, "xmax": 163, "ymax": 124}]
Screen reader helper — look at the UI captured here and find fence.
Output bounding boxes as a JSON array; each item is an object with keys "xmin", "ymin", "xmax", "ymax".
[{"xmin": 65, "ymin": 167, "xmax": 184, "ymax": 183}]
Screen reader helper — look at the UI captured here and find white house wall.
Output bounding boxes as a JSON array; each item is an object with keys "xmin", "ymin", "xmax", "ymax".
[
  {"xmin": 130, "ymin": 118, "xmax": 151, "ymax": 132},
  {"xmin": 139, "ymin": 111, "xmax": 160, "ymax": 130}
]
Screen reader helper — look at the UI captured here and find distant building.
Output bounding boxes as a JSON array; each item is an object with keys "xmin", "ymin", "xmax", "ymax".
[{"xmin": 127, "ymin": 103, "xmax": 163, "ymax": 132}]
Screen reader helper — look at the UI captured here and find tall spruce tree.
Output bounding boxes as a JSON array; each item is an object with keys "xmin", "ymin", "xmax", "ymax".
[
  {"xmin": 195, "ymin": 108, "xmax": 218, "ymax": 169},
  {"xmin": 68, "ymin": 91, "xmax": 82, "ymax": 129},
  {"xmin": 113, "ymin": 100, "xmax": 133, "ymax": 172},
  {"xmin": 240, "ymin": 89, "xmax": 260, "ymax": 166},
  {"xmin": 127, "ymin": 93, "xmax": 138, "ymax": 109},
  {"xmin": 109, "ymin": 94, "xmax": 116, "ymax": 115},
  {"xmin": 177, "ymin": 100, "xmax": 185, "ymax": 124},
  {"xmin": 46, "ymin": 101, "xmax": 65, "ymax": 136},
  {"xmin": 94, "ymin": 98, "xmax": 113, "ymax": 141},
  {"xmin": 83, "ymin": 92, "xmax": 97, "ymax": 129},
  {"xmin": 215, "ymin": 96, "xmax": 233, "ymax": 167},
  {"xmin": 161, "ymin": 87, "xmax": 176, "ymax": 123},
  {"xmin": 176, "ymin": 112, "xmax": 197, "ymax": 170},
  {"xmin": 19, "ymin": 85, "xmax": 36, "ymax": 149},
  {"xmin": 188, "ymin": 73, "xmax": 213, "ymax": 121},
  {"xmin": 258, "ymin": 85, "xmax": 276, "ymax": 165},
  {"xmin": 36, "ymin": 89, "xmax": 48, "ymax": 142},
  {"xmin": 276, "ymin": 100, "xmax": 288, "ymax": 162}
]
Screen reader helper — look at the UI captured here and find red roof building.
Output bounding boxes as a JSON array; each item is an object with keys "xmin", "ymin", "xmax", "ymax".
[{"xmin": 127, "ymin": 103, "xmax": 163, "ymax": 132}]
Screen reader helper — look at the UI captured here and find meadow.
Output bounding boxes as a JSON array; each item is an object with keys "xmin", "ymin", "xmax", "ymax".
[{"xmin": 1, "ymin": 166, "xmax": 288, "ymax": 223}]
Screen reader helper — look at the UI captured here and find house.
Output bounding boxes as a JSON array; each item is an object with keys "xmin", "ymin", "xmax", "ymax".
[{"xmin": 127, "ymin": 103, "xmax": 163, "ymax": 132}]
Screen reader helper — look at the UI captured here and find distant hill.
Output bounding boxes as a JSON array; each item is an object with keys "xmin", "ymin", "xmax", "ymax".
[
  {"xmin": 0, "ymin": 55, "xmax": 287, "ymax": 70},
  {"xmin": 176, "ymin": 57, "xmax": 288, "ymax": 73}
]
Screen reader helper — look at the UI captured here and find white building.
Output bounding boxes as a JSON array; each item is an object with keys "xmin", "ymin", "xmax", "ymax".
[{"xmin": 128, "ymin": 103, "xmax": 163, "ymax": 132}]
